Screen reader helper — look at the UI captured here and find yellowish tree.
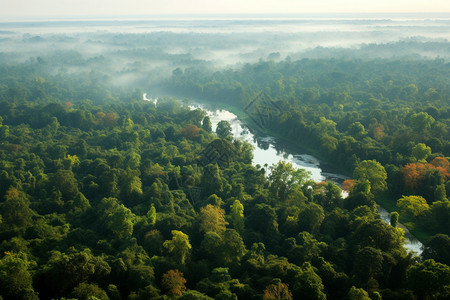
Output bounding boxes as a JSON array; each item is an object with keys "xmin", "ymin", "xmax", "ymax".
[
  {"xmin": 397, "ymin": 195, "xmax": 429, "ymax": 218},
  {"xmin": 199, "ymin": 204, "xmax": 228, "ymax": 235},
  {"xmin": 163, "ymin": 230, "xmax": 192, "ymax": 264},
  {"xmin": 230, "ymin": 200, "xmax": 244, "ymax": 232}
]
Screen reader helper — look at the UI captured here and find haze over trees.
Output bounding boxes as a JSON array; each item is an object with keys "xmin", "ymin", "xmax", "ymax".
[{"xmin": 0, "ymin": 17, "xmax": 449, "ymax": 299}]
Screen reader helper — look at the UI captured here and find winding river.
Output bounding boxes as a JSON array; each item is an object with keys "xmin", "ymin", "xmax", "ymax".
[{"xmin": 146, "ymin": 95, "xmax": 423, "ymax": 254}]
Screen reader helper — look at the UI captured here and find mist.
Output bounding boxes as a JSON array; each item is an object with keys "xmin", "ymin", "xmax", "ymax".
[{"xmin": 1, "ymin": 16, "xmax": 449, "ymax": 89}]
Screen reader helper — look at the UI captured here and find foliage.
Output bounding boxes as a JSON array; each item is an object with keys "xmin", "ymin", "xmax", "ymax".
[
  {"xmin": 163, "ymin": 230, "xmax": 192, "ymax": 265},
  {"xmin": 69, "ymin": 283, "xmax": 109, "ymax": 300},
  {"xmin": 0, "ymin": 37, "xmax": 448, "ymax": 299},
  {"xmin": 161, "ymin": 269, "xmax": 187, "ymax": 297},
  {"xmin": 0, "ymin": 252, "xmax": 38, "ymax": 300},
  {"xmin": 406, "ymin": 259, "xmax": 450, "ymax": 299},
  {"xmin": 397, "ymin": 195, "xmax": 429, "ymax": 218},
  {"xmin": 353, "ymin": 160, "xmax": 387, "ymax": 194},
  {"xmin": 263, "ymin": 281, "xmax": 292, "ymax": 300},
  {"xmin": 199, "ymin": 204, "xmax": 228, "ymax": 235}
]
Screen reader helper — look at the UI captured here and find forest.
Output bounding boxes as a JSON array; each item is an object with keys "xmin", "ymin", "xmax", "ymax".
[
  {"xmin": 0, "ymin": 20, "xmax": 449, "ymax": 300},
  {"xmin": 166, "ymin": 55, "xmax": 450, "ymax": 233}
]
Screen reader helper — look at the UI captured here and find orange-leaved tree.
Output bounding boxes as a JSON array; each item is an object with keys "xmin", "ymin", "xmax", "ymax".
[
  {"xmin": 263, "ymin": 282, "xmax": 292, "ymax": 300},
  {"xmin": 161, "ymin": 269, "xmax": 187, "ymax": 297}
]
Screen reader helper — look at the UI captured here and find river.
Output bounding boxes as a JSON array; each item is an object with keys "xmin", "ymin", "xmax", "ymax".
[
  {"xmin": 147, "ymin": 95, "xmax": 423, "ymax": 254},
  {"xmin": 190, "ymin": 102, "xmax": 346, "ymax": 183}
]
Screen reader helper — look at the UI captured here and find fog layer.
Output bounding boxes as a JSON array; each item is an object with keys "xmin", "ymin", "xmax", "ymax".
[{"xmin": 1, "ymin": 17, "xmax": 449, "ymax": 88}]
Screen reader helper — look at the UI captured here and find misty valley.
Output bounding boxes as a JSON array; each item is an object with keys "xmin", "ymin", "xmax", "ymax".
[{"xmin": 0, "ymin": 17, "xmax": 449, "ymax": 299}]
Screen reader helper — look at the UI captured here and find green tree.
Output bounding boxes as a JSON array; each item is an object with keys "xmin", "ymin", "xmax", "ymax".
[
  {"xmin": 351, "ymin": 219, "xmax": 404, "ymax": 252},
  {"xmin": 353, "ymin": 160, "xmax": 387, "ymax": 194},
  {"xmin": 147, "ymin": 204, "xmax": 157, "ymax": 226},
  {"xmin": 201, "ymin": 231, "xmax": 223, "ymax": 261},
  {"xmin": 411, "ymin": 143, "xmax": 431, "ymax": 162},
  {"xmin": 422, "ymin": 234, "xmax": 450, "ymax": 265},
  {"xmin": 353, "ymin": 247, "xmax": 383, "ymax": 284},
  {"xmin": 49, "ymin": 169, "xmax": 90, "ymax": 213},
  {"xmin": 0, "ymin": 252, "xmax": 38, "ymax": 300},
  {"xmin": 409, "ymin": 111, "xmax": 435, "ymax": 132},
  {"xmin": 427, "ymin": 200, "xmax": 450, "ymax": 234},
  {"xmin": 36, "ymin": 248, "xmax": 111, "ymax": 298},
  {"xmin": 397, "ymin": 195, "xmax": 429, "ymax": 218},
  {"xmin": 390, "ymin": 211, "xmax": 399, "ymax": 227},
  {"xmin": 201, "ymin": 164, "xmax": 224, "ymax": 197},
  {"xmin": 178, "ymin": 290, "xmax": 213, "ymax": 299},
  {"xmin": 126, "ymin": 151, "xmax": 141, "ymax": 169},
  {"xmin": 163, "ymin": 230, "xmax": 192, "ymax": 264},
  {"xmin": 268, "ymin": 161, "xmax": 311, "ymax": 200},
  {"xmin": 348, "ymin": 122, "xmax": 367, "ymax": 139},
  {"xmin": 230, "ymin": 199, "xmax": 244, "ymax": 232},
  {"xmin": 284, "ymin": 232, "xmax": 325, "ymax": 264},
  {"xmin": 298, "ymin": 202, "xmax": 325, "ymax": 234},
  {"xmin": 69, "ymin": 283, "xmax": 109, "ymax": 300},
  {"xmin": 292, "ymin": 262, "xmax": 326, "ymax": 300},
  {"xmin": 107, "ymin": 204, "xmax": 135, "ymax": 239},
  {"xmin": 247, "ymin": 203, "xmax": 279, "ymax": 237},
  {"xmin": 216, "ymin": 120, "xmax": 232, "ymax": 139},
  {"xmin": 202, "ymin": 116, "xmax": 212, "ymax": 132},
  {"xmin": 407, "ymin": 259, "xmax": 450, "ymax": 299},
  {"xmin": 221, "ymin": 229, "xmax": 247, "ymax": 265},
  {"xmin": 434, "ymin": 184, "xmax": 447, "ymax": 202},
  {"xmin": 0, "ymin": 188, "xmax": 34, "ymax": 232},
  {"xmin": 347, "ymin": 286, "xmax": 371, "ymax": 300}
]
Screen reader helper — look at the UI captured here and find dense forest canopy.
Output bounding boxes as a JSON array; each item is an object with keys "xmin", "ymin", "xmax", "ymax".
[{"xmin": 0, "ymin": 18, "xmax": 449, "ymax": 299}]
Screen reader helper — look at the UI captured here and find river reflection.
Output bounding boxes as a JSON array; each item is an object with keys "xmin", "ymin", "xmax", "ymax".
[
  {"xmin": 378, "ymin": 206, "xmax": 423, "ymax": 255},
  {"xmin": 192, "ymin": 103, "xmax": 343, "ymax": 182},
  {"xmin": 186, "ymin": 100, "xmax": 423, "ymax": 255}
]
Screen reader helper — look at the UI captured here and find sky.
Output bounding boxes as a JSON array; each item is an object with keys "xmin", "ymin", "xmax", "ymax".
[{"xmin": 0, "ymin": 0, "xmax": 449, "ymax": 20}]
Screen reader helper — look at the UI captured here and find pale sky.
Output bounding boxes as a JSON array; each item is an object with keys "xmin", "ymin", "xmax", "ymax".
[{"xmin": 0, "ymin": 0, "xmax": 449, "ymax": 19}]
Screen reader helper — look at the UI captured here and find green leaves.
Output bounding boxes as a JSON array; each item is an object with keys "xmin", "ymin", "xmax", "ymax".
[
  {"xmin": 163, "ymin": 230, "xmax": 192, "ymax": 265},
  {"xmin": 0, "ymin": 252, "xmax": 37, "ymax": 300},
  {"xmin": 353, "ymin": 160, "xmax": 387, "ymax": 194},
  {"xmin": 107, "ymin": 204, "xmax": 135, "ymax": 239},
  {"xmin": 397, "ymin": 195, "xmax": 429, "ymax": 218},
  {"xmin": 407, "ymin": 259, "xmax": 450, "ymax": 299}
]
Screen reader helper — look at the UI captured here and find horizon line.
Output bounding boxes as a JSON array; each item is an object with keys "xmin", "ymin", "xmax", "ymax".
[{"xmin": 1, "ymin": 12, "xmax": 450, "ymax": 22}]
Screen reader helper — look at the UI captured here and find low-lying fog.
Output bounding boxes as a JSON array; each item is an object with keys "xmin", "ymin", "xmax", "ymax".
[{"xmin": 1, "ymin": 16, "xmax": 449, "ymax": 88}]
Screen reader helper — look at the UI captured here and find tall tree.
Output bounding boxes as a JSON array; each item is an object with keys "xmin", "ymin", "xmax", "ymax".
[
  {"xmin": 263, "ymin": 281, "xmax": 292, "ymax": 300},
  {"xmin": 298, "ymin": 202, "xmax": 325, "ymax": 234},
  {"xmin": 397, "ymin": 195, "xmax": 429, "ymax": 218},
  {"xmin": 409, "ymin": 112, "xmax": 435, "ymax": 132},
  {"xmin": 411, "ymin": 143, "xmax": 431, "ymax": 162},
  {"xmin": 421, "ymin": 234, "xmax": 450, "ymax": 265},
  {"xmin": 161, "ymin": 269, "xmax": 187, "ymax": 297},
  {"xmin": 407, "ymin": 259, "xmax": 450, "ymax": 299},
  {"xmin": 0, "ymin": 252, "xmax": 38, "ymax": 300},
  {"xmin": 163, "ymin": 230, "xmax": 192, "ymax": 265},
  {"xmin": 230, "ymin": 199, "xmax": 244, "ymax": 232},
  {"xmin": 202, "ymin": 116, "xmax": 212, "ymax": 132},
  {"xmin": 107, "ymin": 204, "xmax": 135, "ymax": 239},
  {"xmin": 216, "ymin": 120, "xmax": 232, "ymax": 139},
  {"xmin": 353, "ymin": 160, "xmax": 387, "ymax": 194},
  {"xmin": 199, "ymin": 204, "xmax": 228, "ymax": 235}
]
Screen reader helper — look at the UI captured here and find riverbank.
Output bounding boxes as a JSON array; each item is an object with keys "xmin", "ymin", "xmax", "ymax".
[
  {"xmin": 156, "ymin": 92, "xmax": 424, "ymax": 252},
  {"xmin": 376, "ymin": 192, "xmax": 431, "ymax": 244},
  {"xmin": 182, "ymin": 95, "xmax": 351, "ymax": 177}
]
